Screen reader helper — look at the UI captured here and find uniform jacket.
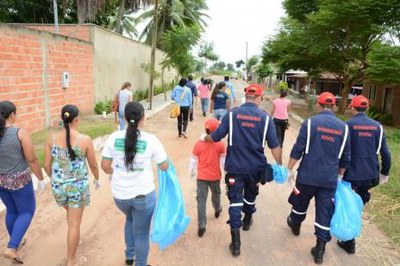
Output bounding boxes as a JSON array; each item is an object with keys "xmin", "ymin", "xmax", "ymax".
[
  {"xmin": 344, "ymin": 113, "xmax": 391, "ymax": 181},
  {"xmin": 291, "ymin": 110, "xmax": 351, "ymax": 188},
  {"xmin": 210, "ymin": 102, "xmax": 280, "ymax": 174}
]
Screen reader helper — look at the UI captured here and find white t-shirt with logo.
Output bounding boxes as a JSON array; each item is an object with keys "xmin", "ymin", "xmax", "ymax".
[{"xmin": 102, "ymin": 130, "xmax": 167, "ymax": 199}]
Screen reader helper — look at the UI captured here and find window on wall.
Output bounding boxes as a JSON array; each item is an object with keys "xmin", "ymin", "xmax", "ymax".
[{"xmin": 369, "ymin": 85, "xmax": 376, "ymax": 100}]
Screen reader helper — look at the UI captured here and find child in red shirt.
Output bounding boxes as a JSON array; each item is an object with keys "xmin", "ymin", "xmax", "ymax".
[{"xmin": 189, "ymin": 119, "xmax": 226, "ymax": 237}]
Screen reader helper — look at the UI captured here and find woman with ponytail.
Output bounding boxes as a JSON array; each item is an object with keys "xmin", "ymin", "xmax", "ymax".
[
  {"xmin": 44, "ymin": 104, "xmax": 100, "ymax": 266},
  {"xmin": 0, "ymin": 101, "xmax": 45, "ymax": 264},
  {"xmin": 101, "ymin": 102, "xmax": 169, "ymax": 266},
  {"xmin": 210, "ymin": 82, "xmax": 230, "ymax": 121}
]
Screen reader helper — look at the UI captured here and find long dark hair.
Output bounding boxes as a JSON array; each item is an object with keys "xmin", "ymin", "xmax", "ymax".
[
  {"xmin": 124, "ymin": 102, "xmax": 145, "ymax": 170},
  {"xmin": 61, "ymin": 104, "xmax": 79, "ymax": 161},
  {"xmin": 211, "ymin": 82, "xmax": 225, "ymax": 100},
  {"xmin": 178, "ymin": 78, "xmax": 187, "ymax": 87},
  {"xmin": 0, "ymin": 101, "xmax": 16, "ymax": 140}
]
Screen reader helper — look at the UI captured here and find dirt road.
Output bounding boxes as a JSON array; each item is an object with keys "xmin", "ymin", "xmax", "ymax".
[{"xmin": 1, "ymin": 78, "xmax": 399, "ymax": 265}]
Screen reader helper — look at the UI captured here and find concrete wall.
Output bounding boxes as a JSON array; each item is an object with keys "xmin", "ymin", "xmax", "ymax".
[
  {"xmin": 92, "ymin": 26, "xmax": 177, "ymax": 101},
  {"xmin": 0, "ymin": 24, "xmax": 94, "ymax": 132}
]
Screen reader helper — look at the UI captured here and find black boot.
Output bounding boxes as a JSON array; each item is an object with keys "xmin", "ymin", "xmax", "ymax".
[
  {"xmin": 337, "ymin": 239, "xmax": 355, "ymax": 254},
  {"xmin": 242, "ymin": 213, "xmax": 253, "ymax": 231},
  {"xmin": 229, "ymin": 229, "xmax": 241, "ymax": 257},
  {"xmin": 311, "ymin": 239, "xmax": 326, "ymax": 264},
  {"xmin": 287, "ymin": 216, "xmax": 301, "ymax": 236}
]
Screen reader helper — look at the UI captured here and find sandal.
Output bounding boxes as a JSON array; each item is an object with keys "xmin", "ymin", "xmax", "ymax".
[
  {"xmin": 18, "ymin": 239, "xmax": 27, "ymax": 250},
  {"xmin": 2, "ymin": 253, "xmax": 24, "ymax": 264}
]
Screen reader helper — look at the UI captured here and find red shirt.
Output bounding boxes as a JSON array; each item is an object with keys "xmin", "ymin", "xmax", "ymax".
[{"xmin": 192, "ymin": 140, "xmax": 226, "ymax": 181}]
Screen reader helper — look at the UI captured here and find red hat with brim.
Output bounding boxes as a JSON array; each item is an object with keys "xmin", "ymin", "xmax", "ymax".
[
  {"xmin": 205, "ymin": 118, "xmax": 220, "ymax": 132},
  {"xmin": 245, "ymin": 84, "xmax": 264, "ymax": 96},
  {"xmin": 318, "ymin": 92, "xmax": 336, "ymax": 105},
  {"xmin": 349, "ymin": 95, "xmax": 369, "ymax": 108}
]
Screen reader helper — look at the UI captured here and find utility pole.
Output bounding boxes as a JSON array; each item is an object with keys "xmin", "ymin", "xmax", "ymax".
[
  {"xmin": 148, "ymin": 0, "xmax": 159, "ymax": 110},
  {"xmin": 245, "ymin": 41, "xmax": 248, "ymax": 82},
  {"xmin": 53, "ymin": 0, "xmax": 59, "ymax": 33}
]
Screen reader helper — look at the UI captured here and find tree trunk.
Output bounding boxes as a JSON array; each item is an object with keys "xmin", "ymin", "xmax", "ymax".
[
  {"xmin": 338, "ymin": 79, "xmax": 353, "ymax": 114},
  {"xmin": 61, "ymin": 0, "xmax": 67, "ymax": 23},
  {"xmin": 148, "ymin": 0, "xmax": 159, "ymax": 109},
  {"xmin": 115, "ymin": 0, "xmax": 126, "ymax": 34},
  {"xmin": 162, "ymin": 67, "xmax": 167, "ymax": 101}
]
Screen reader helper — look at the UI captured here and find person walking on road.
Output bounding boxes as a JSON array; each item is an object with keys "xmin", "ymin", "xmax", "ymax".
[
  {"xmin": 44, "ymin": 104, "xmax": 100, "ymax": 266},
  {"xmin": 101, "ymin": 102, "xmax": 169, "ymax": 266},
  {"xmin": 198, "ymin": 78, "xmax": 211, "ymax": 117},
  {"xmin": 204, "ymin": 84, "xmax": 282, "ymax": 257},
  {"xmin": 223, "ymin": 76, "xmax": 236, "ymax": 104},
  {"xmin": 186, "ymin": 75, "xmax": 198, "ymax": 121},
  {"xmin": 171, "ymin": 78, "xmax": 192, "ymax": 138},
  {"xmin": 271, "ymin": 90, "xmax": 291, "ymax": 147},
  {"xmin": 0, "ymin": 101, "xmax": 46, "ymax": 264},
  {"xmin": 337, "ymin": 95, "xmax": 391, "ymax": 255},
  {"xmin": 210, "ymin": 82, "xmax": 230, "ymax": 121},
  {"xmin": 189, "ymin": 118, "xmax": 226, "ymax": 238},
  {"xmin": 114, "ymin": 81, "xmax": 133, "ymax": 130},
  {"xmin": 286, "ymin": 92, "xmax": 351, "ymax": 264}
]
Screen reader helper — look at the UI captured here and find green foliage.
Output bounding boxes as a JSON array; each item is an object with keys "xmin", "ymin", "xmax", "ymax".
[
  {"xmin": 366, "ymin": 106, "xmax": 382, "ymax": 121},
  {"xmin": 279, "ymin": 81, "xmax": 289, "ymax": 91},
  {"xmin": 283, "ymin": 0, "xmax": 318, "ymax": 22},
  {"xmin": 141, "ymin": 63, "xmax": 161, "ymax": 80},
  {"xmin": 94, "ymin": 100, "xmax": 112, "ymax": 114},
  {"xmin": 211, "ymin": 61, "xmax": 226, "ymax": 70},
  {"xmin": 227, "ymin": 63, "xmax": 234, "ymax": 71},
  {"xmin": 366, "ymin": 44, "xmax": 400, "ymax": 85},
  {"xmin": 246, "ymin": 55, "xmax": 259, "ymax": 72},
  {"xmin": 256, "ymin": 62, "xmax": 273, "ymax": 79},
  {"xmin": 379, "ymin": 114, "xmax": 393, "ymax": 126},
  {"xmin": 198, "ymin": 42, "xmax": 219, "ymax": 62},
  {"xmin": 235, "ymin": 60, "xmax": 245, "ymax": 68}
]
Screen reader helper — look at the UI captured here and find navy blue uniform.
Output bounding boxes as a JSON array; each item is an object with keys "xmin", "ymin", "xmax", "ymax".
[
  {"xmin": 288, "ymin": 110, "xmax": 350, "ymax": 242},
  {"xmin": 186, "ymin": 80, "xmax": 197, "ymax": 121},
  {"xmin": 211, "ymin": 102, "xmax": 280, "ymax": 229},
  {"xmin": 344, "ymin": 113, "xmax": 391, "ymax": 204}
]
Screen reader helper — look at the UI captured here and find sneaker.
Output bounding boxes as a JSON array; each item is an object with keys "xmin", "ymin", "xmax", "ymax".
[
  {"xmin": 215, "ymin": 207, "xmax": 222, "ymax": 218},
  {"xmin": 287, "ymin": 216, "xmax": 301, "ymax": 236},
  {"xmin": 125, "ymin": 259, "xmax": 134, "ymax": 265},
  {"xmin": 198, "ymin": 227, "xmax": 206, "ymax": 237},
  {"xmin": 182, "ymin": 132, "xmax": 188, "ymax": 139}
]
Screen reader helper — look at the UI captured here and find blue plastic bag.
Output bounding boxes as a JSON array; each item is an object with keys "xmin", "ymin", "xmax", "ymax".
[
  {"xmin": 272, "ymin": 164, "xmax": 288, "ymax": 184},
  {"xmin": 151, "ymin": 161, "xmax": 190, "ymax": 250},
  {"xmin": 330, "ymin": 180, "xmax": 364, "ymax": 241}
]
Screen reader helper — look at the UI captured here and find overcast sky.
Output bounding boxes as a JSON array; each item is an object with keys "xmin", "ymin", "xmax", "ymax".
[{"xmin": 201, "ymin": 0, "xmax": 286, "ymax": 65}]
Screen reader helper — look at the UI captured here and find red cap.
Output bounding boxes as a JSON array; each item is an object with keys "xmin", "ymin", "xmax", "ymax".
[
  {"xmin": 318, "ymin": 92, "xmax": 336, "ymax": 105},
  {"xmin": 349, "ymin": 95, "xmax": 369, "ymax": 108},
  {"xmin": 245, "ymin": 84, "xmax": 264, "ymax": 96},
  {"xmin": 205, "ymin": 118, "xmax": 220, "ymax": 132}
]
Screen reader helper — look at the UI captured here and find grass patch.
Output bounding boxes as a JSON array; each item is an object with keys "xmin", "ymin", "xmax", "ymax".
[
  {"xmin": 31, "ymin": 116, "xmax": 115, "ymax": 166},
  {"xmin": 366, "ymin": 127, "xmax": 400, "ymax": 246}
]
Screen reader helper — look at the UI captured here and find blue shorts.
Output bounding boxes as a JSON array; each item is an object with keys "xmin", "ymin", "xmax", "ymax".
[{"xmin": 51, "ymin": 180, "xmax": 90, "ymax": 208}]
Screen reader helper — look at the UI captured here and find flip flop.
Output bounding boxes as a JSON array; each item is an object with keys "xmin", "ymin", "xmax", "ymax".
[
  {"xmin": 18, "ymin": 239, "xmax": 27, "ymax": 250},
  {"xmin": 2, "ymin": 253, "xmax": 24, "ymax": 264}
]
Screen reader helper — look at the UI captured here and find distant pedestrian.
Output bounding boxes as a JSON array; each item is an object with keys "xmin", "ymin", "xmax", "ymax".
[
  {"xmin": 186, "ymin": 75, "xmax": 198, "ymax": 121},
  {"xmin": 114, "ymin": 81, "xmax": 133, "ymax": 130},
  {"xmin": 337, "ymin": 95, "xmax": 391, "ymax": 255},
  {"xmin": 204, "ymin": 84, "xmax": 282, "ymax": 257},
  {"xmin": 271, "ymin": 90, "xmax": 291, "ymax": 147},
  {"xmin": 189, "ymin": 118, "xmax": 226, "ymax": 238},
  {"xmin": 223, "ymin": 76, "xmax": 236, "ymax": 104},
  {"xmin": 171, "ymin": 78, "xmax": 192, "ymax": 138},
  {"xmin": 44, "ymin": 104, "xmax": 100, "ymax": 266},
  {"xmin": 210, "ymin": 82, "xmax": 230, "ymax": 121},
  {"xmin": 0, "ymin": 101, "xmax": 45, "ymax": 264},
  {"xmin": 198, "ymin": 78, "xmax": 212, "ymax": 117},
  {"xmin": 101, "ymin": 102, "xmax": 169, "ymax": 266},
  {"xmin": 286, "ymin": 92, "xmax": 350, "ymax": 264}
]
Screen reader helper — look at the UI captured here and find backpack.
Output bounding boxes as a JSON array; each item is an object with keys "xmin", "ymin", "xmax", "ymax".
[{"xmin": 112, "ymin": 92, "xmax": 119, "ymax": 112}]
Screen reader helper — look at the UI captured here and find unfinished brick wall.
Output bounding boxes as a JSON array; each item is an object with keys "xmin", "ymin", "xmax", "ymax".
[
  {"xmin": 23, "ymin": 24, "xmax": 91, "ymax": 42},
  {"xmin": 0, "ymin": 24, "xmax": 94, "ymax": 133}
]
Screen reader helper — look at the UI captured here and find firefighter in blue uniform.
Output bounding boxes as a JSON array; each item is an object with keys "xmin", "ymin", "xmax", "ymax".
[
  {"xmin": 286, "ymin": 92, "xmax": 351, "ymax": 264},
  {"xmin": 204, "ymin": 84, "xmax": 282, "ymax": 257},
  {"xmin": 337, "ymin": 95, "xmax": 391, "ymax": 254}
]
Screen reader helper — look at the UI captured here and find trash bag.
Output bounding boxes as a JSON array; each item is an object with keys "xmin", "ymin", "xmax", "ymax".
[
  {"xmin": 272, "ymin": 164, "xmax": 288, "ymax": 184},
  {"xmin": 151, "ymin": 161, "xmax": 190, "ymax": 250},
  {"xmin": 330, "ymin": 180, "xmax": 364, "ymax": 241}
]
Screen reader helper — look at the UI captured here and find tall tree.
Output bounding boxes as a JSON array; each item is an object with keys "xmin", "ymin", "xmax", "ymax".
[
  {"xmin": 264, "ymin": 0, "xmax": 400, "ymax": 113},
  {"xmin": 198, "ymin": 41, "xmax": 218, "ymax": 73},
  {"xmin": 246, "ymin": 55, "xmax": 258, "ymax": 81}
]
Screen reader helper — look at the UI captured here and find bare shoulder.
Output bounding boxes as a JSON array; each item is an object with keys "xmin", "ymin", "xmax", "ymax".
[
  {"xmin": 79, "ymin": 134, "xmax": 93, "ymax": 145},
  {"xmin": 17, "ymin": 128, "xmax": 30, "ymax": 141}
]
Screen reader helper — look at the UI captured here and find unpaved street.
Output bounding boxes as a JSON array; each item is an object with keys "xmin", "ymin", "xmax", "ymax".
[{"xmin": 1, "ymin": 78, "xmax": 399, "ymax": 265}]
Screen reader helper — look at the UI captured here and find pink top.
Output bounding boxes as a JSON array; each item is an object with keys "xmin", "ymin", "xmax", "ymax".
[
  {"xmin": 198, "ymin": 84, "xmax": 210, "ymax": 99},
  {"xmin": 273, "ymin": 98, "xmax": 291, "ymax": 119}
]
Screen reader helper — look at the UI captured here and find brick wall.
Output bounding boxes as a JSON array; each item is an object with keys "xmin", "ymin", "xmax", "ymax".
[
  {"xmin": 22, "ymin": 24, "xmax": 91, "ymax": 42},
  {"xmin": 0, "ymin": 24, "xmax": 94, "ymax": 133}
]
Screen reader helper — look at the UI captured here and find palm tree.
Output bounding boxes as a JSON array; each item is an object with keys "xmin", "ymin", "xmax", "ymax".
[{"xmin": 136, "ymin": 0, "xmax": 208, "ymax": 47}]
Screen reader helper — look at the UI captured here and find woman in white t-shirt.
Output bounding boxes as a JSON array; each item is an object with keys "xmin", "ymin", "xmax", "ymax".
[{"xmin": 101, "ymin": 102, "xmax": 169, "ymax": 266}]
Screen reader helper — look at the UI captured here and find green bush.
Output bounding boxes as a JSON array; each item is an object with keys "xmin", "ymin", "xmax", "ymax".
[
  {"xmin": 94, "ymin": 100, "xmax": 113, "ymax": 114},
  {"xmin": 366, "ymin": 106, "xmax": 381, "ymax": 121},
  {"xmin": 379, "ymin": 114, "xmax": 393, "ymax": 126},
  {"xmin": 279, "ymin": 81, "xmax": 289, "ymax": 91}
]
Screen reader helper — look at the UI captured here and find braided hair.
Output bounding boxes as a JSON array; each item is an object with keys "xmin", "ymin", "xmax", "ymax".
[
  {"xmin": 61, "ymin": 104, "xmax": 79, "ymax": 161},
  {"xmin": 0, "ymin": 101, "xmax": 17, "ymax": 140},
  {"xmin": 124, "ymin": 102, "xmax": 145, "ymax": 170}
]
